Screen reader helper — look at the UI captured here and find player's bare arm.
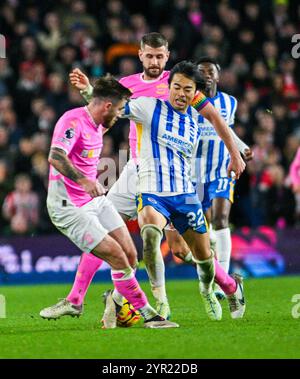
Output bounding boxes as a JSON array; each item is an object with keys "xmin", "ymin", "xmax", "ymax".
[
  {"xmin": 49, "ymin": 147, "xmax": 105, "ymax": 197},
  {"xmin": 198, "ymin": 102, "xmax": 246, "ymax": 179},
  {"xmin": 69, "ymin": 68, "xmax": 91, "ymax": 91}
]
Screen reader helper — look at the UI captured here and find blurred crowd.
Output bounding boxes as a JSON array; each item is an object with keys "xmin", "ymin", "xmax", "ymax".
[{"xmin": 0, "ymin": 0, "xmax": 300, "ymax": 236}]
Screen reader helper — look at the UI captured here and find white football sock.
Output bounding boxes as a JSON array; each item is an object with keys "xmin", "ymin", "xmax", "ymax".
[
  {"xmin": 209, "ymin": 224, "xmax": 217, "ymax": 248},
  {"xmin": 141, "ymin": 224, "xmax": 167, "ymax": 303},
  {"xmin": 139, "ymin": 304, "xmax": 158, "ymax": 320},
  {"xmin": 215, "ymin": 227, "xmax": 231, "ymax": 273},
  {"xmin": 193, "ymin": 253, "xmax": 215, "ymax": 295}
]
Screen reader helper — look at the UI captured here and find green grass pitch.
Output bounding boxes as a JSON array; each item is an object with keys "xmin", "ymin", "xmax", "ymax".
[{"xmin": 0, "ymin": 276, "xmax": 299, "ymax": 359}]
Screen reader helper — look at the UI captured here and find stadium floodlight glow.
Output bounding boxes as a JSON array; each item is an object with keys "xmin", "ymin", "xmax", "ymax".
[
  {"xmin": 0, "ymin": 34, "xmax": 6, "ymax": 58},
  {"xmin": 291, "ymin": 34, "xmax": 300, "ymax": 59}
]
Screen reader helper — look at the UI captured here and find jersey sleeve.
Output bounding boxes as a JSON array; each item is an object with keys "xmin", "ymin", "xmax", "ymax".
[
  {"xmin": 50, "ymin": 114, "xmax": 81, "ymax": 155},
  {"xmin": 123, "ymin": 96, "xmax": 155, "ymax": 123},
  {"xmin": 229, "ymin": 96, "xmax": 238, "ymax": 126}
]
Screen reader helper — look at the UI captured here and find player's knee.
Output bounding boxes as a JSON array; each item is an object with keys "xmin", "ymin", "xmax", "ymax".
[
  {"xmin": 94, "ymin": 242, "xmax": 129, "ymax": 269},
  {"xmin": 212, "ymin": 213, "xmax": 229, "ymax": 230},
  {"xmin": 124, "ymin": 247, "xmax": 138, "ymax": 268},
  {"xmin": 110, "ymin": 248, "xmax": 129, "ymax": 269}
]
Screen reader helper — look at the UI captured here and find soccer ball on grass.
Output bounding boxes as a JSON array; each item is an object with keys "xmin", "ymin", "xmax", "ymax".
[{"xmin": 117, "ymin": 300, "xmax": 141, "ymax": 327}]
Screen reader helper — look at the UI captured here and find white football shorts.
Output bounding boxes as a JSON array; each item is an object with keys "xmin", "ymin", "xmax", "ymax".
[
  {"xmin": 47, "ymin": 195, "xmax": 125, "ymax": 252},
  {"xmin": 107, "ymin": 159, "xmax": 138, "ymax": 220}
]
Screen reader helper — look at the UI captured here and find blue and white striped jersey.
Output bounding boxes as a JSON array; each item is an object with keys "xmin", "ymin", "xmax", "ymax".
[
  {"xmin": 192, "ymin": 91, "xmax": 237, "ymax": 184},
  {"xmin": 124, "ymin": 97, "xmax": 203, "ymax": 195}
]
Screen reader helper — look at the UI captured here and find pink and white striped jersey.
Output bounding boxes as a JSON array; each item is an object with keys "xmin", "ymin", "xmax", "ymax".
[
  {"xmin": 119, "ymin": 71, "xmax": 169, "ymax": 159},
  {"xmin": 48, "ymin": 106, "xmax": 103, "ymax": 207}
]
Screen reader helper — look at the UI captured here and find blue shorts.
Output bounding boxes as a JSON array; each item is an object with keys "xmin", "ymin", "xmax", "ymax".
[
  {"xmin": 136, "ymin": 193, "xmax": 207, "ymax": 235},
  {"xmin": 201, "ymin": 177, "xmax": 235, "ymax": 213}
]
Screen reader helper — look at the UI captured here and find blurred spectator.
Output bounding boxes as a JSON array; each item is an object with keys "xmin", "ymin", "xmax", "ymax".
[
  {"xmin": 262, "ymin": 41, "xmax": 279, "ymax": 72},
  {"xmin": 0, "ymin": 58, "xmax": 15, "ymax": 96},
  {"xmin": 52, "ymin": 43, "xmax": 82, "ymax": 78},
  {"xmin": 45, "ymin": 72, "xmax": 69, "ymax": 117},
  {"xmin": 131, "ymin": 14, "xmax": 149, "ymax": 41},
  {"xmin": 0, "ymin": 108, "xmax": 22, "ymax": 148},
  {"xmin": 236, "ymin": 28, "xmax": 259, "ymax": 65},
  {"xmin": 187, "ymin": 0, "xmax": 203, "ymax": 32},
  {"xmin": 229, "ymin": 53, "xmax": 249, "ymax": 82},
  {"xmin": 247, "ymin": 61, "xmax": 272, "ymax": 104},
  {"xmin": 30, "ymin": 152, "xmax": 53, "ymax": 233},
  {"xmin": 104, "ymin": 27, "xmax": 139, "ymax": 74},
  {"xmin": 2, "ymin": 173, "xmax": 39, "ymax": 236},
  {"xmin": 14, "ymin": 137, "xmax": 36, "ymax": 174},
  {"xmin": 0, "ymin": 159, "xmax": 13, "ymax": 229},
  {"xmin": 36, "ymin": 106, "xmax": 57, "ymax": 134},
  {"xmin": 279, "ymin": 56, "xmax": 300, "ymax": 116},
  {"xmin": 37, "ymin": 12, "xmax": 65, "ymax": 63},
  {"xmin": 85, "ymin": 48, "xmax": 105, "ymax": 80},
  {"xmin": 283, "ymin": 134, "xmax": 300, "ymax": 169},
  {"xmin": 265, "ymin": 164, "xmax": 295, "ymax": 227},
  {"xmin": 117, "ymin": 57, "xmax": 137, "ymax": 79},
  {"xmin": 0, "ymin": 126, "xmax": 13, "ymax": 162},
  {"xmin": 14, "ymin": 61, "xmax": 44, "ymax": 120},
  {"xmin": 159, "ymin": 24, "xmax": 178, "ymax": 66},
  {"xmin": 62, "ymin": 0, "xmax": 100, "ymax": 38}
]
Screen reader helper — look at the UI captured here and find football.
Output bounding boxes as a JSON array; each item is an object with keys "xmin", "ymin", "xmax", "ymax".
[{"xmin": 117, "ymin": 300, "xmax": 141, "ymax": 327}]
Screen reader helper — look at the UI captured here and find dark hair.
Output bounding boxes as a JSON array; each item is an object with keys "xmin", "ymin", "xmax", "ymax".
[
  {"xmin": 168, "ymin": 60, "xmax": 205, "ymax": 90},
  {"xmin": 92, "ymin": 74, "xmax": 132, "ymax": 103},
  {"xmin": 140, "ymin": 32, "xmax": 168, "ymax": 50},
  {"xmin": 197, "ymin": 56, "xmax": 221, "ymax": 71}
]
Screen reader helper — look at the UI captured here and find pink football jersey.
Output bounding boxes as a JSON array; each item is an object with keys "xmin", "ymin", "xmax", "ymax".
[
  {"xmin": 119, "ymin": 71, "xmax": 170, "ymax": 159},
  {"xmin": 48, "ymin": 107, "xmax": 103, "ymax": 207},
  {"xmin": 290, "ymin": 147, "xmax": 300, "ymax": 189}
]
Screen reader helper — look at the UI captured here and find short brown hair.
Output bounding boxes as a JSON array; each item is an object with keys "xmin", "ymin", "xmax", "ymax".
[
  {"xmin": 140, "ymin": 32, "xmax": 168, "ymax": 50},
  {"xmin": 92, "ymin": 74, "xmax": 132, "ymax": 103}
]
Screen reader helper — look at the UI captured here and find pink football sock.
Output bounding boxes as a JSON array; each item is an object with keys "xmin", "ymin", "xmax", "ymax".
[
  {"xmin": 67, "ymin": 253, "xmax": 103, "ymax": 305},
  {"xmin": 112, "ymin": 270, "xmax": 148, "ymax": 310},
  {"xmin": 214, "ymin": 258, "xmax": 237, "ymax": 295}
]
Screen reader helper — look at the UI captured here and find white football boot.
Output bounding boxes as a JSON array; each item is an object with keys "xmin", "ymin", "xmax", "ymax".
[
  {"xmin": 101, "ymin": 290, "xmax": 118, "ymax": 329},
  {"xmin": 227, "ymin": 274, "xmax": 246, "ymax": 319},
  {"xmin": 40, "ymin": 299, "xmax": 83, "ymax": 320},
  {"xmin": 144, "ymin": 315, "xmax": 179, "ymax": 328}
]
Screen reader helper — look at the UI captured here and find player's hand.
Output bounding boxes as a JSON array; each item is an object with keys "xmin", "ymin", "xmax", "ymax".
[
  {"xmin": 243, "ymin": 148, "xmax": 254, "ymax": 162},
  {"xmin": 78, "ymin": 178, "xmax": 106, "ymax": 197},
  {"xmin": 69, "ymin": 68, "xmax": 90, "ymax": 91},
  {"xmin": 227, "ymin": 154, "xmax": 246, "ymax": 180}
]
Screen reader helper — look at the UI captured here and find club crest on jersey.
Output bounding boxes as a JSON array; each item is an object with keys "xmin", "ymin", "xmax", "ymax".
[{"xmin": 65, "ymin": 128, "xmax": 75, "ymax": 139}]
